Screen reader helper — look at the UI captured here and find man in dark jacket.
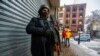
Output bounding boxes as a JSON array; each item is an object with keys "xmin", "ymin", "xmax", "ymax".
[{"xmin": 26, "ymin": 4, "xmax": 60, "ymax": 56}]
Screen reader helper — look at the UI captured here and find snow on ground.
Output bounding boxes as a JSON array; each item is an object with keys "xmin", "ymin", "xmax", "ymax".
[
  {"xmin": 81, "ymin": 41, "xmax": 100, "ymax": 48},
  {"xmin": 70, "ymin": 39, "xmax": 100, "ymax": 56}
]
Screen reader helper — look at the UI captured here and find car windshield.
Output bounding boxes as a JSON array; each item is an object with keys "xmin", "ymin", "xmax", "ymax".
[{"xmin": 80, "ymin": 34, "xmax": 90, "ymax": 38}]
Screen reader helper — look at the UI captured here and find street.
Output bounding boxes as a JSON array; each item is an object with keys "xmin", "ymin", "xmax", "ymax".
[
  {"xmin": 80, "ymin": 39, "xmax": 100, "ymax": 55},
  {"xmin": 69, "ymin": 38, "xmax": 100, "ymax": 56},
  {"xmin": 93, "ymin": 39, "xmax": 100, "ymax": 55}
]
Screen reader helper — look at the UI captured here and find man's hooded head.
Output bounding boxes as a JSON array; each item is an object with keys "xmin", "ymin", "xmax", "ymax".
[{"xmin": 38, "ymin": 5, "xmax": 50, "ymax": 17}]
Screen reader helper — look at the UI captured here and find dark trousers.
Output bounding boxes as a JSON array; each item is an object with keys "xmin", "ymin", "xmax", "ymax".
[
  {"xmin": 31, "ymin": 38, "xmax": 54, "ymax": 56},
  {"xmin": 65, "ymin": 38, "xmax": 70, "ymax": 46}
]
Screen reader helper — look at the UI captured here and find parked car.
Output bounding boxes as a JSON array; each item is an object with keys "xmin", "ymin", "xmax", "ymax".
[{"xmin": 74, "ymin": 34, "xmax": 91, "ymax": 41}]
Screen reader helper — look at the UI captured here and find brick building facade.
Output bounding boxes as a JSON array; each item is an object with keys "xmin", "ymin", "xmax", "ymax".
[{"xmin": 58, "ymin": 3, "xmax": 86, "ymax": 37}]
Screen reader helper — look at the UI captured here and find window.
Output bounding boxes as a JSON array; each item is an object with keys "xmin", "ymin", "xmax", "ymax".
[
  {"xmin": 79, "ymin": 5, "xmax": 84, "ymax": 11},
  {"xmin": 73, "ymin": 8, "xmax": 77, "ymax": 11},
  {"xmin": 66, "ymin": 20, "xmax": 69, "ymax": 24},
  {"xmin": 66, "ymin": 14, "xmax": 70, "ymax": 18},
  {"xmin": 79, "ymin": 13, "xmax": 83, "ymax": 17},
  {"xmin": 66, "ymin": 14, "xmax": 68, "ymax": 18},
  {"xmin": 79, "ymin": 7, "xmax": 84, "ymax": 11},
  {"xmin": 72, "ymin": 20, "xmax": 76, "ymax": 24},
  {"xmin": 66, "ymin": 9, "xmax": 70, "ymax": 12},
  {"xmin": 72, "ymin": 13, "xmax": 76, "ymax": 18},
  {"xmin": 59, "ymin": 13, "xmax": 63, "ymax": 17},
  {"xmin": 66, "ymin": 7, "xmax": 70, "ymax": 12},
  {"xmin": 78, "ymin": 26, "xmax": 83, "ymax": 31},
  {"xmin": 78, "ymin": 20, "xmax": 83, "ymax": 24}
]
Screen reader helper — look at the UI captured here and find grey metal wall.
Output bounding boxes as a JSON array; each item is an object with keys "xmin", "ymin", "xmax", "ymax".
[{"xmin": 0, "ymin": 0, "xmax": 46, "ymax": 56}]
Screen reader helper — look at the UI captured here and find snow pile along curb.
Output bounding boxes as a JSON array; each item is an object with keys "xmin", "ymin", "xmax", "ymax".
[{"xmin": 70, "ymin": 39, "xmax": 100, "ymax": 56}]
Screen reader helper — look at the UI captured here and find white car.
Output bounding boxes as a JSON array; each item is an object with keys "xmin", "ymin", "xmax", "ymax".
[{"xmin": 74, "ymin": 34, "xmax": 91, "ymax": 41}]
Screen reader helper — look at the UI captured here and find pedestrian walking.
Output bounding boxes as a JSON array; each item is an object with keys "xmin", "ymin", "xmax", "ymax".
[
  {"xmin": 62, "ymin": 28, "xmax": 66, "ymax": 45},
  {"xmin": 65, "ymin": 27, "xmax": 72, "ymax": 47},
  {"xmin": 26, "ymin": 4, "xmax": 60, "ymax": 56}
]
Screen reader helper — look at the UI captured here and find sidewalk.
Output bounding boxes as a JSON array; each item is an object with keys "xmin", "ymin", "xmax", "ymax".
[
  {"xmin": 54, "ymin": 44, "xmax": 78, "ymax": 56},
  {"xmin": 61, "ymin": 44, "xmax": 78, "ymax": 56},
  {"xmin": 55, "ymin": 31, "xmax": 78, "ymax": 56}
]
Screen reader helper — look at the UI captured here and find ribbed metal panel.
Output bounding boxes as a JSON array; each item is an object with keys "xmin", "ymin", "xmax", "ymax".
[{"xmin": 0, "ymin": 0, "xmax": 43, "ymax": 56}]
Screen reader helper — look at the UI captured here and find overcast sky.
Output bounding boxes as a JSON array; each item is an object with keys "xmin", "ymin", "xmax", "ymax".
[{"xmin": 60, "ymin": 0, "xmax": 100, "ymax": 16}]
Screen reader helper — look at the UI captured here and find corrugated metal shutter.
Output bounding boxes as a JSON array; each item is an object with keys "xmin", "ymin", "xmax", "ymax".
[{"xmin": 0, "ymin": 0, "xmax": 46, "ymax": 56}]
